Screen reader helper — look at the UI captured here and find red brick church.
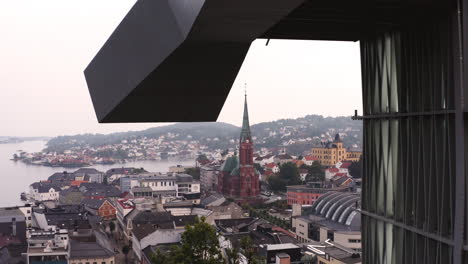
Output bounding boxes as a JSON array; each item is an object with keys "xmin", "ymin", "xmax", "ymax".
[{"xmin": 217, "ymin": 95, "xmax": 260, "ymax": 198}]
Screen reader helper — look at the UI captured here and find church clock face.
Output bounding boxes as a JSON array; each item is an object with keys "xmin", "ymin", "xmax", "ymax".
[{"xmin": 246, "ymin": 139, "xmax": 250, "ymax": 143}]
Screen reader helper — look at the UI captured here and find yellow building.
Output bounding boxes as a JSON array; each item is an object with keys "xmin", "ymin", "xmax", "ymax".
[{"xmin": 311, "ymin": 134, "xmax": 362, "ymax": 166}]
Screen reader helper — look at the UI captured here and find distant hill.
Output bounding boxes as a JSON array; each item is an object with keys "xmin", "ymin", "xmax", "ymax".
[{"xmin": 45, "ymin": 115, "xmax": 362, "ymax": 155}]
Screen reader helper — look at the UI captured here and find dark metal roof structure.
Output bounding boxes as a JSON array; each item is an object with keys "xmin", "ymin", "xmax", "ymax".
[{"xmin": 85, "ymin": 0, "xmax": 451, "ymax": 123}]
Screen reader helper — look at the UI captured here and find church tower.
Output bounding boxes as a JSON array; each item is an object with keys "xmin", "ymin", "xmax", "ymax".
[{"xmin": 238, "ymin": 94, "xmax": 259, "ymax": 197}]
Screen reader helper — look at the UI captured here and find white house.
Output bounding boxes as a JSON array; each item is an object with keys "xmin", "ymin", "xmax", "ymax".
[
  {"xmin": 302, "ymin": 156, "xmax": 318, "ymax": 166},
  {"xmin": 29, "ymin": 182, "xmax": 61, "ymax": 202}
]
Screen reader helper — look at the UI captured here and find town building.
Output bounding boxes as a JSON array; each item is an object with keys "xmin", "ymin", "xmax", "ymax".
[
  {"xmin": 29, "ymin": 182, "xmax": 61, "ymax": 202},
  {"xmin": 274, "ymin": 153, "xmax": 294, "ymax": 165},
  {"xmin": 217, "ymin": 95, "xmax": 260, "ymax": 198},
  {"xmin": 26, "ymin": 229, "xmax": 69, "ymax": 264},
  {"xmin": 258, "ymin": 244, "xmax": 302, "ymax": 264},
  {"xmin": 69, "ymin": 241, "xmax": 115, "ymax": 264},
  {"xmin": 0, "ymin": 207, "xmax": 27, "ymax": 243},
  {"xmin": 73, "ymin": 168, "xmax": 104, "ymax": 183},
  {"xmin": 58, "ymin": 187, "xmax": 84, "ymax": 205},
  {"xmin": 169, "ymin": 165, "xmax": 192, "ymax": 173},
  {"xmin": 199, "ymin": 164, "xmax": 220, "ymax": 192},
  {"xmin": 82, "ymin": 198, "xmax": 116, "ymax": 220},
  {"xmin": 292, "ymin": 192, "xmax": 361, "ymax": 251},
  {"xmin": 131, "ymin": 211, "xmax": 196, "ymax": 262},
  {"xmin": 120, "ymin": 173, "xmax": 200, "ymax": 202},
  {"xmin": 32, "ymin": 205, "xmax": 90, "ymax": 231},
  {"xmin": 315, "ymin": 243, "xmax": 362, "ymax": 264},
  {"xmin": 311, "ymin": 134, "xmax": 362, "ymax": 166},
  {"xmin": 287, "ymin": 182, "xmax": 353, "ymax": 206}
]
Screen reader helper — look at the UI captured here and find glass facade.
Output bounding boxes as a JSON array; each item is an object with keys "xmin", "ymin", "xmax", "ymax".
[{"xmin": 359, "ymin": 13, "xmax": 461, "ymax": 264}]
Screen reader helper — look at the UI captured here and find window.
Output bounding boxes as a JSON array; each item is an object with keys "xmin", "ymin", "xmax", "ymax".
[{"xmin": 348, "ymin": 239, "xmax": 361, "ymax": 243}]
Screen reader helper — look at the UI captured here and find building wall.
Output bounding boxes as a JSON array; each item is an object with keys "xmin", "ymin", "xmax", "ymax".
[
  {"xmin": 333, "ymin": 232, "xmax": 361, "ymax": 251},
  {"xmin": 360, "ymin": 14, "xmax": 457, "ymax": 264},
  {"xmin": 69, "ymin": 256, "xmax": 115, "ymax": 264},
  {"xmin": 99, "ymin": 201, "xmax": 117, "ymax": 219},
  {"xmin": 317, "ymin": 255, "xmax": 361, "ymax": 264},
  {"xmin": 287, "ymin": 191, "xmax": 321, "ymax": 206},
  {"xmin": 312, "ymin": 143, "xmax": 362, "ymax": 166},
  {"xmin": 292, "ymin": 217, "xmax": 309, "ymax": 243}
]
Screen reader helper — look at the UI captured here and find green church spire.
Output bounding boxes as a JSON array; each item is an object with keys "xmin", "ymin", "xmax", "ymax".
[{"xmin": 240, "ymin": 89, "xmax": 251, "ymax": 143}]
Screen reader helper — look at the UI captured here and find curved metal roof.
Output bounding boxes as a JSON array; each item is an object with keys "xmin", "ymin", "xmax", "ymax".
[{"xmin": 310, "ymin": 191, "xmax": 360, "ymax": 227}]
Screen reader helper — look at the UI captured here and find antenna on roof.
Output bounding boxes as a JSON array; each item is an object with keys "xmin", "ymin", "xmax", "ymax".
[{"xmin": 244, "ymin": 82, "xmax": 247, "ymax": 98}]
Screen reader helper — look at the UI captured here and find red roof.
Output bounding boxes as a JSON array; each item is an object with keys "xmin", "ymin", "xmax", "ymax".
[
  {"xmin": 340, "ymin": 162, "xmax": 352, "ymax": 169},
  {"xmin": 272, "ymin": 226, "xmax": 296, "ymax": 238},
  {"xmin": 304, "ymin": 156, "xmax": 318, "ymax": 161},
  {"xmin": 265, "ymin": 163, "xmax": 277, "ymax": 169},
  {"xmin": 328, "ymin": 168, "xmax": 339, "ymax": 173},
  {"xmin": 70, "ymin": 180, "xmax": 88, "ymax": 186},
  {"xmin": 335, "ymin": 173, "xmax": 348, "ymax": 177}
]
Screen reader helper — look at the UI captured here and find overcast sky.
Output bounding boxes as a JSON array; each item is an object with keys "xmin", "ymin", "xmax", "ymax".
[{"xmin": 0, "ymin": 1, "xmax": 362, "ymax": 137}]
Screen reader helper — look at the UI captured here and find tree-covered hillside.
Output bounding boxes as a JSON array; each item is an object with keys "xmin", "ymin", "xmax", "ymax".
[{"xmin": 45, "ymin": 115, "xmax": 362, "ymax": 155}]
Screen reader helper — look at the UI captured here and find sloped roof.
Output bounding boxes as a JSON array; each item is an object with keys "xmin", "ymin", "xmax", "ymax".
[
  {"xmin": 69, "ymin": 241, "xmax": 114, "ymax": 259},
  {"xmin": 220, "ymin": 156, "xmax": 239, "ymax": 173}
]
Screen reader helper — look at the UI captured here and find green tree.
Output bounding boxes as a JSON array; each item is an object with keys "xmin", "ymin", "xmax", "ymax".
[
  {"xmin": 279, "ymin": 162, "xmax": 301, "ymax": 185},
  {"xmin": 267, "ymin": 175, "xmax": 287, "ymax": 192},
  {"xmin": 225, "ymin": 247, "xmax": 240, "ymax": 264},
  {"xmin": 152, "ymin": 217, "xmax": 223, "ymax": 264},
  {"xmin": 304, "ymin": 161, "xmax": 325, "ymax": 182},
  {"xmin": 122, "ymin": 245, "xmax": 130, "ymax": 264},
  {"xmin": 240, "ymin": 236, "xmax": 256, "ymax": 264},
  {"xmin": 268, "ymin": 162, "xmax": 301, "ymax": 191},
  {"xmin": 185, "ymin": 167, "xmax": 201, "ymax": 180},
  {"xmin": 151, "ymin": 249, "xmax": 172, "ymax": 264}
]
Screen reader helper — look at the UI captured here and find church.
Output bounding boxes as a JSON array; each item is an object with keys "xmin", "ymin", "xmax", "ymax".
[{"xmin": 217, "ymin": 95, "xmax": 260, "ymax": 198}]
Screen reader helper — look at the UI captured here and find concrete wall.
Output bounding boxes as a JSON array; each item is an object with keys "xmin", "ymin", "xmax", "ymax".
[{"xmin": 333, "ymin": 232, "xmax": 361, "ymax": 251}]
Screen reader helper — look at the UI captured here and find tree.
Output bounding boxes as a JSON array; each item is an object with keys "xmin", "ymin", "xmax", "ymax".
[
  {"xmin": 267, "ymin": 175, "xmax": 287, "ymax": 192},
  {"xmin": 151, "ymin": 249, "xmax": 172, "ymax": 264},
  {"xmin": 151, "ymin": 217, "xmax": 223, "ymax": 264},
  {"xmin": 185, "ymin": 167, "xmax": 201, "ymax": 180},
  {"xmin": 240, "ymin": 236, "xmax": 255, "ymax": 264},
  {"xmin": 304, "ymin": 161, "xmax": 325, "ymax": 182},
  {"xmin": 268, "ymin": 162, "xmax": 302, "ymax": 192},
  {"xmin": 225, "ymin": 247, "xmax": 240, "ymax": 264},
  {"xmin": 122, "ymin": 245, "xmax": 130, "ymax": 264},
  {"xmin": 279, "ymin": 162, "xmax": 301, "ymax": 185},
  {"xmin": 109, "ymin": 221, "xmax": 116, "ymax": 234}
]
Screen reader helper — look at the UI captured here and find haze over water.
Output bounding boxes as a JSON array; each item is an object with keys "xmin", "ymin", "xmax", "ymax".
[{"xmin": 0, "ymin": 141, "xmax": 195, "ymax": 207}]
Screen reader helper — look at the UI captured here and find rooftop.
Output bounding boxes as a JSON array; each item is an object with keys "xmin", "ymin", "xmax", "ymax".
[{"xmin": 69, "ymin": 241, "xmax": 115, "ymax": 259}]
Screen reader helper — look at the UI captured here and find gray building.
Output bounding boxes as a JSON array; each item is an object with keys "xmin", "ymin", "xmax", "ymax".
[{"xmin": 0, "ymin": 207, "xmax": 27, "ymax": 243}]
